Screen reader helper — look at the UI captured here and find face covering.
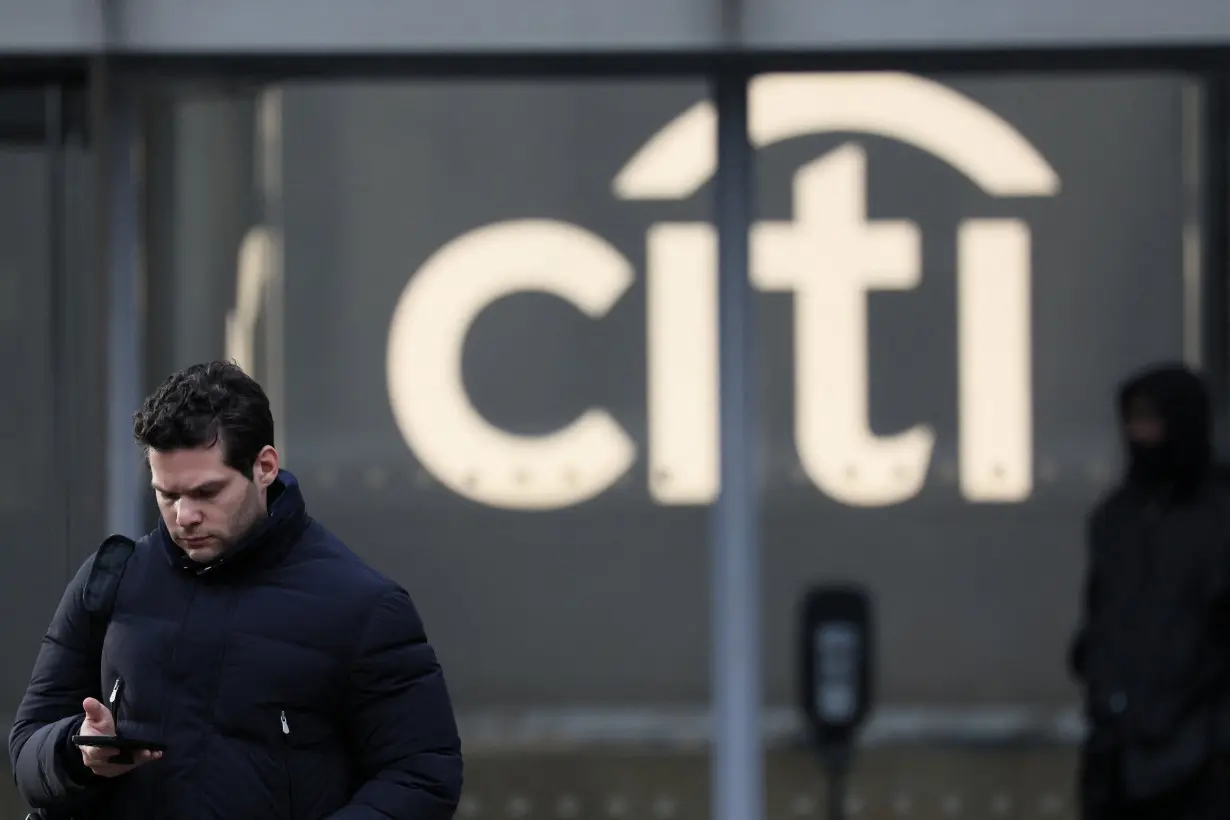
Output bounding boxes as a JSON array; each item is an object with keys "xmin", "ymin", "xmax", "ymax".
[
  {"xmin": 1119, "ymin": 365, "xmax": 1212, "ymax": 495},
  {"xmin": 1126, "ymin": 439, "xmax": 1173, "ymax": 485}
]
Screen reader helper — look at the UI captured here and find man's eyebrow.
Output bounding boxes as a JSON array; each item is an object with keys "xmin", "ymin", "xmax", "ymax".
[{"xmin": 152, "ymin": 481, "xmax": 223, "ymax": 496}]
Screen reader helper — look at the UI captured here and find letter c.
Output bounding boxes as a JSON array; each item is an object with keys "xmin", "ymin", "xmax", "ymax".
[{"xmin": 386, "ymin": 219, "xmax": 637, "ymax": 510}]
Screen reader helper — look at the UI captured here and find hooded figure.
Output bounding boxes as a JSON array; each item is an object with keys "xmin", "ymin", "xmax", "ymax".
[
  {"xmin": 1072, "ymin": 363, "xmax": 1230, "ymax": 820},
  {"xmin": 1120, "ymin": 365, "xmax": 1213, "ymax": 496}
]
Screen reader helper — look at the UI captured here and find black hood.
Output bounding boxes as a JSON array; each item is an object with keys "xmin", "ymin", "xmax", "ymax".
[{"xmin": 1117, "ymin": 363, "xmax": 1212, "ymax": 494}]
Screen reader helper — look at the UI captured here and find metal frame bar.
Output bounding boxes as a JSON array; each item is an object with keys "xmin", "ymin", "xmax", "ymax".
[
  {"xmin": 61, "ymin": 49, "xmax": 1230, "ymax": 81},
  {"xmin": 96, "ymin": 67, "xmax": 145, "ymax": 538},
  {"xmin": 43, "ymin": 83, "xmax": 70, "ymax": 581},
  {"xmin": 712, "ymin": 68, "xmax": 761, "ymax": 820},
  {"xmin": 455, "ymin": 704, "xmax": 1086, "ymax": 752}
]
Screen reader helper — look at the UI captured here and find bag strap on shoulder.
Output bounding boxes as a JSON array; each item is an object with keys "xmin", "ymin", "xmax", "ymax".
[
  {"xmin": 81, "ymin": 535, "xmax": 136, "ymax": 693},
  {"xmin": 82, "ymin": 535, "xmax": 135, "ymax": 620}
]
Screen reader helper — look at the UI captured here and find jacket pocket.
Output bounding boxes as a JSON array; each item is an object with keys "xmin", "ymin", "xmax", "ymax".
[
  {"xmin": 276, "ymin": 707, "xmax": 342, "ymax": 820},
  {"xmin": 279, "ymin": 710, "xmax": 295, "ymax": 820}
]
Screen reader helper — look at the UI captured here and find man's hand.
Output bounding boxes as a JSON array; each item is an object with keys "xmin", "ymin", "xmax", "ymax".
[{"xmin": 77, "ymin": 697, "xmax": 162, "ymax": 778}]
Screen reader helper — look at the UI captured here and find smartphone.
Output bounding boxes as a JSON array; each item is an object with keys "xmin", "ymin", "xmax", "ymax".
[{"xmin": 71, "ymin": 733, "xmax": 167, "ymax": 762}]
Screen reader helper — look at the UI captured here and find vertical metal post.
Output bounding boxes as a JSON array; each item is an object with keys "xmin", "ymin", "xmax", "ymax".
[
  {"xmin": 1199, "ymin": 77, "xmax": 1230, "ymax": 438},
  {"xmin": 1182, "ymin": 81, "xmax": 1205, "ymax": 371},
  {"xmin": 826, "ymin": 761, "xmax": 848, "ymax": 820},
  {"xmin": 711, "ymin": 69, "xmax": 762, "ymax": 820},
  {"xmin": 99, "ymin": 75, "xmax": 145, "ymax": 538}
]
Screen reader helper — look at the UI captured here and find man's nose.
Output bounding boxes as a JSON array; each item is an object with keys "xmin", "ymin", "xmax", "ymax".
[{"xmin": 175, "ymin": 499, "xmax": 204, "ymax": 527}]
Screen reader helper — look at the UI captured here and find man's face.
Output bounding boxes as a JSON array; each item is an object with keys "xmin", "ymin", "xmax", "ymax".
[
  {"xmin": 149, "ymin": 441, "xmax": 279, "ymax": 563},
  {"xmin": 1124, "ymin": 394, "xmax": 1166, "ymax": 448}
]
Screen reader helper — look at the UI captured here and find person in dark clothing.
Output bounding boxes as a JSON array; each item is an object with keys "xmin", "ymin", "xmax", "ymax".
[
  {"xmin": 9, "ymin": 361, "xmax": 463, "ymax": 819},
  {"xmin": 1070, "ymin": 363, "xmax": 1230, "ymax": 819}
]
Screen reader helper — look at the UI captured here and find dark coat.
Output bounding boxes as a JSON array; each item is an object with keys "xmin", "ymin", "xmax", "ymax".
[
  {"xmin": 1071, "ymin": 365, "xmax": 1230, "ymax": 803},
  {"xmin": 9, "ymin": 470, "xmax": 463, "ymax": 819}
]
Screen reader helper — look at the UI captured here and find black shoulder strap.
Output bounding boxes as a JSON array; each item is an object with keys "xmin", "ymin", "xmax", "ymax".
[{"xmin": 80, "ymin": 535, "xmax": 136, "ymax": 694}]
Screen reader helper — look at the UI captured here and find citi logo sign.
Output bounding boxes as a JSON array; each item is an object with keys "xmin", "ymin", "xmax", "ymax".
[{"xmin": 381, "ymin": 72, "xmax": 1060, "ymax": 512}]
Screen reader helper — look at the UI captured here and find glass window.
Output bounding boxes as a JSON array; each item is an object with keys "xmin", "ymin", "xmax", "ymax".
[{"xmin": 143, "ymin": 70, "xmax": 1195, "ymax": 816}]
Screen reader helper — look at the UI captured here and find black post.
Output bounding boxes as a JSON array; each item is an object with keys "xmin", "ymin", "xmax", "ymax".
[{"xmin": 824, "ymin": 748, "xmax": 850, "ymax": 820}]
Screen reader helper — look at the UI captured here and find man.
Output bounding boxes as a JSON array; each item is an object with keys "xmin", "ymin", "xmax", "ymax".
[
  {"xmin": 9, "ymin": 361, "xmax": 463, "ymax": 819},
  {"xmin": 1071, "ymin": 363, "xmax": 1230, "ymax": 819}
]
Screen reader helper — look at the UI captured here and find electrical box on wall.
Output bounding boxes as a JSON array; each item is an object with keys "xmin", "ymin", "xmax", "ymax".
[{"xmin": 798, "ymin": 585, "xmax": 875, "ymax": 750}]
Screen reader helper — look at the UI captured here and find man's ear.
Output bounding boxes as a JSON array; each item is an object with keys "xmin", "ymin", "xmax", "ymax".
[{"xmin": 253, "ymin": 445, "xmax": 280, "ymax": 489}]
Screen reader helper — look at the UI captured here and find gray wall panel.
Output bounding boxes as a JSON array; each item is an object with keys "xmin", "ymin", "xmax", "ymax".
[
  {"xmin": 3, "ymin": 0, "xmax": 1230, "ymax": 55},
  {"xmin": 0, "ymin": 0, "xmax": 99, "ymax": 52},
  {"xmin": 120, "ymin": 0, "xmax": 718, "ymax": 52},
  {"xmin": 746, "ymin": 0, "xmax": 1230, "ymax": 50}
]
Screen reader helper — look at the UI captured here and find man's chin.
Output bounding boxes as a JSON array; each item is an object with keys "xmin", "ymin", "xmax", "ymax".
[{"xmin": 177, "ymin": 538, "xmax": 222, "ymax": 563}]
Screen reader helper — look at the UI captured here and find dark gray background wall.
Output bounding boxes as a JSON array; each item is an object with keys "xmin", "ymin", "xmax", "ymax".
[
  {"xmin": 0, "ymin": 73, "xmax": 1191, "ymax": 723},
  {"xmin": 0, "ymin": 143, "xmax": 66, "ymax": 719}
]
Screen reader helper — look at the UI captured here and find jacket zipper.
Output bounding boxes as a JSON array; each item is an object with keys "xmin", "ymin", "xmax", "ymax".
[
  {"xmin": 108, "ymin": 677, "xmax": 124, "ymax": 731},
  {"xmin": 108, "ymin": 677, "xmax": 132, "ymax": 763},
  {"xmin": 281, "ymin": 710, "xmax": 294, "ymax": 818}
]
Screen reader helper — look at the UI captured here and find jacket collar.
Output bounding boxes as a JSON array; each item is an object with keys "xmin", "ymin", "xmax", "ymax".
[{"xmin": 159, "ymin": 469, "xmax": 309, "ymax": 577}]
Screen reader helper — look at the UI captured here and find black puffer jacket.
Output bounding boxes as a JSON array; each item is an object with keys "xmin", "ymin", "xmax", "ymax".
[
  {"xmin": 1071, "ymin": 365, "xmax": 1230, "ymax": 800},
  {"xmin": 9, "ymin": 470, "xmax": 463, "ymax": 819}
]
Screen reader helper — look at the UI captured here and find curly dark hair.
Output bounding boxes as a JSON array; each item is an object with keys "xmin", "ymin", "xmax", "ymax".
[{"xmin": 133, "ymin": 361, "xmax": 274, "ymax": 477}]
